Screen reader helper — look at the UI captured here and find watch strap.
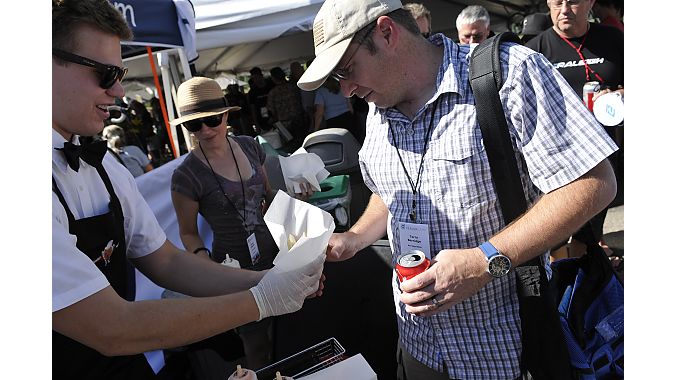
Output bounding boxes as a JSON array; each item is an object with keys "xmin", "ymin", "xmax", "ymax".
[{"xmin": 479, "ymin": 241, "xmax": 500, "ymax": 259}]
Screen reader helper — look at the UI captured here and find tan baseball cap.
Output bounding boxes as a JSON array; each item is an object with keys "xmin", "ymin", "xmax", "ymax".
[{"xmin": 297, "ymin": 0, "xmax": 402, "ymax": 91}]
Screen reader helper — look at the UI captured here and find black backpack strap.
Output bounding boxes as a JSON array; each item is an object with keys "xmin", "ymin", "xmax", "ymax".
[
  {"xmin": 469, "ymin": 32, "xmax": 544, "ymax": 286},
  {"xmin": 469, "ymin": 31, "xmax": 526, "ymax": 224},
  {"xmin": 469, "ymin": 32, "xmax": 573, "ymax": 380}
]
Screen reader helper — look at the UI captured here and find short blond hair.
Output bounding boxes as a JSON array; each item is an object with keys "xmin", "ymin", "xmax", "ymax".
[{"xmin": 403, "ymin": 3, "xmax": 432, "ymax": 30}]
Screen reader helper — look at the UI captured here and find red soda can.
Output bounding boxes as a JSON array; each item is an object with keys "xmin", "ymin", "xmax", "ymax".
[
  {"xmin": 395, "ymin": 250, "xmax": 431, "ymax": 282},
  {"xmin": 583, "ymin": 81, "xmax": 600, "ymax": 111}
]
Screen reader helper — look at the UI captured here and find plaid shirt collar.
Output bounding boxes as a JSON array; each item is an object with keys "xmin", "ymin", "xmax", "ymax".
[{"xmin": 380, "ymin": 33, "xmax": 463, "ymax": 124}]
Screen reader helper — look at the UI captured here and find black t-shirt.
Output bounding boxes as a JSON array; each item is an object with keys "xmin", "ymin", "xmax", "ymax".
[{"xmin": 526, "ymin": 23, "xmax": 623, "ymax": 98}]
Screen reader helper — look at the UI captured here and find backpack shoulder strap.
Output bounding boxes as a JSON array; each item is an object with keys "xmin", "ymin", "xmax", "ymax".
[
  {"xmin": 470, "ymin": 33, "xmax": 575, "ymax": 380},
  {"xmin": 468, "ymin": 31, "xmax": 526, "ymax": 225}
]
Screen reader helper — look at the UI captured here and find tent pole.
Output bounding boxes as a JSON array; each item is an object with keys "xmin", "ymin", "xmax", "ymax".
[
  {"xmin": 167, "ymin": 53, "xmax": 193, "ymax": 151},
  {"xmin": 158, "ymin": 52, "xmax": 183, "ymax": 153},
  {"xmin": 177, "ymin": 49, "xmax": 193, "ymax": 81},
  {"xmin": 146, "ymin": 46, "xmax": 178, "ymax": 159}
]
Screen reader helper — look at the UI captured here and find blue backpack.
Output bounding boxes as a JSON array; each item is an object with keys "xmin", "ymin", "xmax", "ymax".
[{"xmin": 551, "ymin": 228, "xmax": 624, "ymax": 379}]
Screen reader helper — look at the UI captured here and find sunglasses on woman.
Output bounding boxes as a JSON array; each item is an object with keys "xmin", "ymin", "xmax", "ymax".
[
  {"xmin": 182, "ymin": 114, "xmax": 224, "ymax": 132},
  {"xmin": 52, "ymin": 48, "xmax": 128, "ymax": 89}
]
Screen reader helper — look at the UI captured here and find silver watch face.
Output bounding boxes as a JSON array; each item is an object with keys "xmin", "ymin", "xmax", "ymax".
[{"xmin": 488, "ymin": 255, "xmax": 511, "ymax": 277}]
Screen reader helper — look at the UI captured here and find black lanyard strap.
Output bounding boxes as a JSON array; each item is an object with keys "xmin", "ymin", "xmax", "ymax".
[
  {"xmin": 389, "ymin": 99, "xmax": 439, "ymax": 222},
  {"xmin": 200, "ymin": 138, "xmax": 250, "ymax": 233}
]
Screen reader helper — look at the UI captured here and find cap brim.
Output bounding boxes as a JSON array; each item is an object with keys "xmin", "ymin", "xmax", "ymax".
[
  {"xmin": 169, "ymin": 106, "xmax": 241, "ymax": 126},
  {"xmin": 297, "ymin": 37, "xmax": 353, "ymax": 91}
]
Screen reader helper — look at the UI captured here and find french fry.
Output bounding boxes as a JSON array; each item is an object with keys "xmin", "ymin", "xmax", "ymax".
[{"xmin": 287, "ymin": 234, "xmax": 297, "ymax": 250}]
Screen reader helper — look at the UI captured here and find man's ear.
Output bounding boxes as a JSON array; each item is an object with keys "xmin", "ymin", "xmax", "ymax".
[{"xmin": 376, "ymin": 16, "xmax": 398, "ymax": 47}]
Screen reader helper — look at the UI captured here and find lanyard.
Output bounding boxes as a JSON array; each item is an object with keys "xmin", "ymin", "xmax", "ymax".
[
  {"xmin": 389, "ymin": 100, "xmax": 438, "ymax": 223},
  {"xmin": 200, "ymin": 138, "xmax": 250, "ymax": 233},
  {"xmin": 559, "ymin": 29, "xmax": 604, "ymax": 83}
]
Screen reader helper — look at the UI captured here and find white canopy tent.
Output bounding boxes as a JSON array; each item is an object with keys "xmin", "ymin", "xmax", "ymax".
[
  {"xmin": 125, "ymin": 0, "xmax": 541, "ymax": 80},
  {"xmin": 195, "ymin": 0, "xmax": 322, "ymax": 49}
]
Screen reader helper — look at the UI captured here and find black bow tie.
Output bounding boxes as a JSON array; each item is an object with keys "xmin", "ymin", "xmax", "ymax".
[{"xmin": 55, "ymin": 140, "xmax": 108, "ymax": 172}]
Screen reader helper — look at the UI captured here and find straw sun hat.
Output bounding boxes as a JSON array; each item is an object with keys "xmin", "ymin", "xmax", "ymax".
[{"xmin": 169, "ymin": 76, "xmax": 241, "ymax": 126}]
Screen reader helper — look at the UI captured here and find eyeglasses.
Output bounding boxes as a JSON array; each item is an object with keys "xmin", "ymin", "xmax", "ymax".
[
  {"xmin": 548, "ymin": 0, "xmax": 584, "ymax": 9},
  {"xmin": 182, "ymin": 114, "xmax": 225, "ymax": 133},
  {"xmin": 53, "ymin": 48, "xmax": 128, "ymax": 89},
  {"xmin": 331, "ymin": 24, "xmax": 377, "ymax": 82}
]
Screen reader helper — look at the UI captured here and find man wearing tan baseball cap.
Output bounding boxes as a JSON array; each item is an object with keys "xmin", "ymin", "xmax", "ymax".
[
  {"xmin": 304, "ymin": 0, "xmax": 619, "ymax": 379},
  {"xmin": 297, "ymin": 0, "xmax": 403, "ymax": 92}
]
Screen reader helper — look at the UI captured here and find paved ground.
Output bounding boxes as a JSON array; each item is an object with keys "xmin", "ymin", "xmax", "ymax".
[
  {"xmin": 602, "ymin": 204, "xmax": 624, "ymax": 281},
  {"xmin": 603, "ymin": 205, "xmax": 624, "ymax": 256}
]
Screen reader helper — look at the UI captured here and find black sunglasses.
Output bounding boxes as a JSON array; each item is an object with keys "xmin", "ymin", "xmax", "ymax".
[
  {"xmin": 52, "ymin": 48, "xmax": 128, "ymax": 89},
  {"xmin": 182, "ymin": 114, "xmax": 224, "ymax": 132}
]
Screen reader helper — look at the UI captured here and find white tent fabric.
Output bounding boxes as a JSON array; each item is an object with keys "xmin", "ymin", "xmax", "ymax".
[
  {"xmin": 125, "ymin": 0, "xmax": 524, "ymax": 79},
  {"xmin": 124, "ymin": 0, "xmax": 322, "ymax": 78},
  {"xmin": 194, "ymin": 0, "xmax": 323, "ymax": 50},
  {"xmin": 175, "ymin": 0, "xmax": 200, "ymax": 62}
]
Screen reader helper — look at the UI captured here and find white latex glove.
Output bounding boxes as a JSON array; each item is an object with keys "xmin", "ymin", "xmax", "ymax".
[{"xmin": 249, "ymin": 253, "xmax": 325, "ymax": 320}]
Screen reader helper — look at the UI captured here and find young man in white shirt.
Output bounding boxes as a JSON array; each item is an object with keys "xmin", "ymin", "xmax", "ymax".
[{"xmin": 52, "ymin": 1, "xmax": 325, "ymax": 378}]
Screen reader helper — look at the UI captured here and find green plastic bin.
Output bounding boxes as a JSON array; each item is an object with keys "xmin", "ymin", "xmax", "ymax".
[{"xmin": 308, "ymin": 175, "xmax": 352, "ymax": 231}]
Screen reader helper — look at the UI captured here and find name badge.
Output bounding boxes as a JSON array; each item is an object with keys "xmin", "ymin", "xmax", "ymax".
[
  {"xmin": 247, "ymin": 233, "xmax": 260, "ymax": 265},
  {"xmin": 398, "ymin": 222, "xmax": 431, "ymax": 259}
]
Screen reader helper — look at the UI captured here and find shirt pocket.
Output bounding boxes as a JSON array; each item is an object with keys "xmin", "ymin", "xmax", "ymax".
[{"xmin": 430, "ymin": 122, "xmax": 495, "ymax": 208}]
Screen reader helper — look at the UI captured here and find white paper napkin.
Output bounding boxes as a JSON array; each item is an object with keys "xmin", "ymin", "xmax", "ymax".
[
  {"xmin": 264, "ymin": 191, "xmax": 335, "ymax": 270},
  {"xmin": 300, "ymin": 354, "xmax": 377, "ymax": 380},
  {"xmin": 278, "ymin": 147, "xmax": 330, "ymax": 193}
]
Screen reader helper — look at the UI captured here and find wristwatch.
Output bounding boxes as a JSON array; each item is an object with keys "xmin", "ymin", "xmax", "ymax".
[{"xmin": 479, "ymin": 242, "xmax": 512, "ymax": 278}]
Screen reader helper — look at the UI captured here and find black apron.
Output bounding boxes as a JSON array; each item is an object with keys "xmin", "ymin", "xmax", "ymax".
[{"xmin": 52, "ymin": 164, "xmax": 156, "ymax": 380}]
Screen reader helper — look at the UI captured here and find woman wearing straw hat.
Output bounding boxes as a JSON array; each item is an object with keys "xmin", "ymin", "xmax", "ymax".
[{"xmin": 170, "ymin": 77, "xmax": 312, "ymax": 369}]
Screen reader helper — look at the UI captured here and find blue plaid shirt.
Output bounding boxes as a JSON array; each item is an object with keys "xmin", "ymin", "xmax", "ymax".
[{"xmin": 359, "ymin": 34, "xmax": 618, "ymax": 379}]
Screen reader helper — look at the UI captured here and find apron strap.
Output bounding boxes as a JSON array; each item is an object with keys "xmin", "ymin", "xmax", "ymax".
[{"xmin": 52, "ymin": 177, "xmax": 76, "ymax": 224}]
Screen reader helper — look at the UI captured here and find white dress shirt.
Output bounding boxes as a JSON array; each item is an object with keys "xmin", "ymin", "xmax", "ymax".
[{"xmin": 52, "ymin": 129, "xmax": 166, "ymax": 312}]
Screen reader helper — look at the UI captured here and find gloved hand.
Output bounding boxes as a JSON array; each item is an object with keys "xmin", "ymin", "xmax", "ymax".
[{"xmin": 249, "ymin": 254, "xmax": 325, "ymax": 320}]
